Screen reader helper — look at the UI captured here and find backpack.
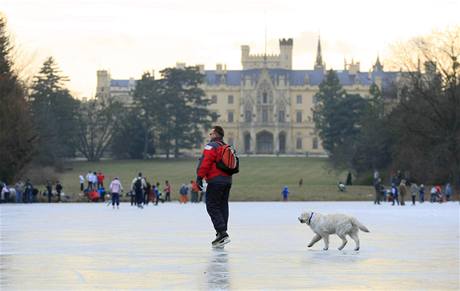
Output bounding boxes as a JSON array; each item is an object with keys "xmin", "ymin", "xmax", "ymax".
[
  {"xmin": 216, "ymin": 142, "xmax": 239, "ymax": 175},
  {"xmin": 134, "ymin": 178, "xmax": 142, "ymax": 191}
]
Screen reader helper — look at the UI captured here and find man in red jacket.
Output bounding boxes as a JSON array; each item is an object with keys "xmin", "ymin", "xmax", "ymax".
[{"xmin": 197, "ymin": 126, "xmax": 232, "ymax": 248}]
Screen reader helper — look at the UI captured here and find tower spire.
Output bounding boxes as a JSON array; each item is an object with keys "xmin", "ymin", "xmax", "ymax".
[
  {"xmin": 373, "ymin": 54, "xmax": 383, "ymax": 72},
  {"xmin": 314, "ymin": 35, "xmax": 325, "ymax": 71}
]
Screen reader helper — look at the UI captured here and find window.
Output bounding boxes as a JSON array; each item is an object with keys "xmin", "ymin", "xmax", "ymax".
[
  {"xmin": 228, "ymin": 111, "xmax": 234, "ymax": 123},
  {"xmin": 262, "ymin": 92, "xmax": 268, "ymax": 104},
  {"xmin": 211, "ymin": 111, "xmax": 218, "ymax": 122},
  {"xmin": 296, "ymin": 111, "xmax": 302, "ymax": 123},
  {"xmin": 313, "ymin": 137, "xmax": 318, "ymax": 149},
  {"xmin": 211, "ymin": 95, "xmax": 217, "ymax": 104},
  {"xmin": 228, "ymin": 95, "xmax": 234, "ymax": 104},
  {"xmin": 262, "ymin": 109, "xmax": 268, "ymax": 123},
  {"xmin": 313, "ymin": 95, "xmax": 318, "ymax": 104},
  {"xmin": 296, "ymin": 95, "xmax": 302, "ymax": 104},
  {"xmin": 278, "ymin": 110, "xmax": 285, "ymax": 123},
  {"xmin": 245, "ymin": 110, "xmax": 252, "ymax": 122},
  {"xmin": 296, "ymin": 138, "xmax": 302, "ymax": 149}
]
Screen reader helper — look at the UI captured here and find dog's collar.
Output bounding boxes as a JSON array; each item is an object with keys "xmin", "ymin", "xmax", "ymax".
[{"xmin": 308, "ymin": 212, "xmax": 314, "ymax": 225}]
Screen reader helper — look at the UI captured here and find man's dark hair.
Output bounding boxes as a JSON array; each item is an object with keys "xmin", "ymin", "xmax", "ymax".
[{"xmin": 213, "ymin": 126, "xmax": 224, "ymax": 138}]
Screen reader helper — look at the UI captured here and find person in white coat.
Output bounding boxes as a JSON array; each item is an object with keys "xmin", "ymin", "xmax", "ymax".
[
  {"xmin": 109, "ymin": 177, "xmax": 123, "ymax": 209},
  {"xmin": 79, "ymin": 175, "xmax": 85, "ymax": 192}
]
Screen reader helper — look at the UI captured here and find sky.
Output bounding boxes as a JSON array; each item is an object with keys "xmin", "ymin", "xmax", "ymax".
[{"xmin": 2, "ymin": 0, "xmax": 459, "ymax": 98}]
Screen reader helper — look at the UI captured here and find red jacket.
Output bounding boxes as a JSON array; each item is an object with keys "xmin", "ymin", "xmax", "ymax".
[{"xmin": 197, "ymin": 140, "xmax": 231, "ymax": 183}]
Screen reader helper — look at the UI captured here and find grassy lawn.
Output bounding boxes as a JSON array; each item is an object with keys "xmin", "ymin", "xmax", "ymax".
[{"xmin": 56, "ymin": 157, "xmax": 374, "ymax": 201}]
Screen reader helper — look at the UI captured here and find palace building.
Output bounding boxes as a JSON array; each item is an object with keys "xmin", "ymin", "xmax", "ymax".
[{"xmin": 96, "ymin": 37, "xmax": 400, "ymax": 155}]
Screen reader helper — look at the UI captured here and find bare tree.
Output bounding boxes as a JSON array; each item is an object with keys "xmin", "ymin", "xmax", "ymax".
[
  {"xmin": 74, "ymin": 98, "xmax": 123, "ymax": 161},
  {"xmin": 387, "ymin": 27, "xmax": 460, "ymax": 191}
]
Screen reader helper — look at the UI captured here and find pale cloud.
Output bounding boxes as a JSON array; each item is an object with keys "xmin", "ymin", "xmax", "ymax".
[{"xmin": 2, "ymin": 0, "xmax": 459, "ymax": 98}]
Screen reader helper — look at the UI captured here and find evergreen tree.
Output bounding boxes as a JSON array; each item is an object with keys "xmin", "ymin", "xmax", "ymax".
[
  {"xmin": 29, "ymin": 57, "xmax": 78, "ymax": 164},
  {"xmin": 368, "ymin": 82, "xmax": 384, "ymax": 118},
  {"xmin": 160, "ymin": 67, "xmax": 213, "ymax": 157},
  {"xmin": 131, "ymin": 72, "xmax": 162, "ymax": 158},
  {"xmin": 132, "ymin": 67, "xmax": 214, "ymax": 159},
  {"xmin": 0, "ymin": 15, "xmax": 37, "ymax": 182},
  {"xmin": 312, "ymin": 70, "xmax": 347, "ymax": 154},
  {"xmin": 313, "ymin": 70, "xmax": 369, "ymax": 169},
  {"xmin": 351, "ymin": 84, "xmax": 391, "ymax": 174}
]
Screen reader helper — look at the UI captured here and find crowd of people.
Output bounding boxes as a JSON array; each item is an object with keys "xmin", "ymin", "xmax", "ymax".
[
  {"xmin": 76, "ymin": 170, "xmax": 207, "ymax": 209},
  {"xmin": 0, "ymin": 170, "xmax": 207, "ymax": 206},
  {"xmin": 372, "ymin": 170, "xmax": 454, "ymax": 206},
  {"xmin": 0, "ymin": 179, "xmax": 66, "ymax": 203},
  {"xmin": 1, "ymin": 169, "xmax": 455, "ymax": 207}
]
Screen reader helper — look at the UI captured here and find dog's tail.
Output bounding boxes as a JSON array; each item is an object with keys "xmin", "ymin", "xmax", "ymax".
[{"xmin": 352, "ymin": 218, "xmax": 370, "ymax": 232}]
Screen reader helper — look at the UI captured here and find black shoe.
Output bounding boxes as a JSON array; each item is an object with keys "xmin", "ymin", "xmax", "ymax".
[{"xmin": 212, "ymin": 231, "xmax": 230, "ymax": 248}]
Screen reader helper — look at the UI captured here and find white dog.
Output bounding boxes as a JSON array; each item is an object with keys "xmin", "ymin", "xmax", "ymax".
[{"xmin": 298, "ymin": 211, "xmax": 370, "ymax": 251}]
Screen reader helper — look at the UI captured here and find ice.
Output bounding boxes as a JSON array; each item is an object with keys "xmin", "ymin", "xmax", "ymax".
[{"xmin": 1, "ymin": 202, "xmax": 459, "ymax": 290}]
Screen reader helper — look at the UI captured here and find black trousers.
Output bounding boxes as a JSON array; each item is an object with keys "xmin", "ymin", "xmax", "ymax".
[
  {"xmin": 206, "ymin": 183, "xmax": 231, "ymax": 233},
  {"xmin": 135, "ymin": 190, "xmax": 143, "ymax": 206},
  {"xmin": 374, "ymin": 189, "xmax": 381, "ymax": 204},
  {"xmin": 112, "ymin": 193, "xmax": 120, "ymax": 206}
]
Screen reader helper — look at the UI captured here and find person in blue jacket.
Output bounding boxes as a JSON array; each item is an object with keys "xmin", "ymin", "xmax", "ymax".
[
  {"xmin": 419, "ymin": 184, "xmax": 425, "ymax": 203},
  {"xmin": 282, "ymin": 186, "xmax": 289, "ymax": 201},
  {"xmin": 391, "ymin": 183, "xmax": 399, "ymax": 206}
]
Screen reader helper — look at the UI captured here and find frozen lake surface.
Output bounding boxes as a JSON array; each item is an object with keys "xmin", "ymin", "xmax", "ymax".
[{"xmin": 1, "ymin": 202, "xmax": 459, "ymax": 290}]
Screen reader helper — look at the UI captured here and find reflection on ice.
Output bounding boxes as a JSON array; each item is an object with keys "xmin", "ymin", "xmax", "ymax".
[{"xmin": 206, "ymin": 248, "xmax": 230, "ymax": 289}]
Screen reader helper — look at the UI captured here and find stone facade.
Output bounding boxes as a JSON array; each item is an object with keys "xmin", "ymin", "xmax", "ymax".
[{"xmin": 96, "ymin": 37, "xmax": 400, "ymax": 156}]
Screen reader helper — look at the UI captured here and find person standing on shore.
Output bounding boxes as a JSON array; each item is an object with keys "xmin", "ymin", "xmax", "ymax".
[
  {"xmin": 55, "ymin": 181, "xmax": 63, "ymax": 202},
  {"xmin": 399, "ymin": 180, "xmax": 407, "ymax": 206},
  {"xmin": 164, "ymin": 180, "xmax": 171, "ymax": 202},
  {"xmin": 282, "ymin": 186, "xmax": 289, "ymax": 201},
  {"xmin": 419, "ymin": 184, "xmax": 425, "ymax": 203},
  {"xmin": 109, "ymin": 177, "xmax": 123, "ymax": 209},
  {"xmin": 131, "ymin": 173, "xmax": 146, "ymax": 209},
  {"xmin": 46, "ymin": 180, "xmax": 53, "ymax": 203},
  {"xmin": 79, "ymin": 174, "xmax": 85, "ymax": 192},
  {"xmin": 410, "ymin": 183, "xmax": 419, "ymax": 205}
]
